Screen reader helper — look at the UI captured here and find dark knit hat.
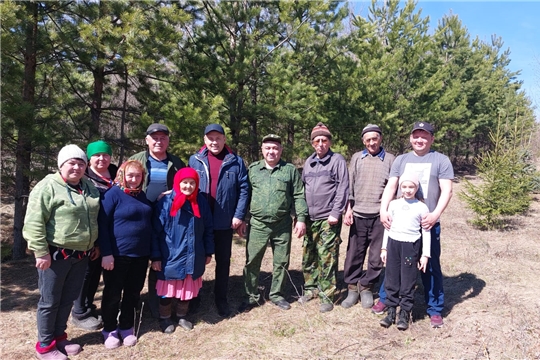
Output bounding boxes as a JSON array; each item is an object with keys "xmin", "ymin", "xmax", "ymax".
[
  {"xmin": 87, "ymin": 140, "xmax": 112, "ymax": 159},
  {"xmin": 311, "ymin": 122, "xmax": 332, "ymax": 140},
  {"xmin": 361, "ymin": 124, "xmax": 382, "ymax": 137},
  {"xmin": 411, "ymin": 121, "xmax": 435, "ymax": 135}
]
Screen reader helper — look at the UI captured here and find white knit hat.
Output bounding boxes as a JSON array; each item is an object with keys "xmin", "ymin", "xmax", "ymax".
[
  {"xmin": 399, "ymin": 172, "xmax": 419, "ymax": 188},
  {"xmin": 57, "ymin": 144, "xmax": 88, "ymax": 168}
]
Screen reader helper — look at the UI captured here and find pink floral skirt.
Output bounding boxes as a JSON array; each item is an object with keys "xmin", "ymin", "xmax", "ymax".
[{"xmin": 156, "ymin": 275, "xmax": 202, "ymax": 300}]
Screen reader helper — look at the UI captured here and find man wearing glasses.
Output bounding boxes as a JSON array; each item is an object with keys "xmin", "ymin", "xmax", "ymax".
[
  {"xmin": 341, "ymin": 124, "xmax": 395, "ymax": 310},
  {"xmin": 298, "ymin": 123, "xmax": 349, "ymax": 312}
]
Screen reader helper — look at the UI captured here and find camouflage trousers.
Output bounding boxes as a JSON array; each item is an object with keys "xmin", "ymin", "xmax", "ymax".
[{"xmin": 302, "ymin": 219, "xmax": 342, "ymax": 304}]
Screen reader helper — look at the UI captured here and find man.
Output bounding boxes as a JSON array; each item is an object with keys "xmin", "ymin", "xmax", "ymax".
[
  {"xmin": 239, "ymin": 134, "xmax": 308, "ymax": 312},
  {"xmin": 189, "ymin": 124, "xmax": 249, "ymax": 318},
  {"xmin": 341, "ymin": 124, "xmax": 395, "ymax": 309},
  {"xmin": 130, "ymin": 123, "xmax": 185, "ymax": 318},
  {"xmin": 376, "ymin": 121, "xmax": 453, "ymax": 328},
  {"xmin": 298, "ymin": 122, "xmax": 349, "ymax": 313}
]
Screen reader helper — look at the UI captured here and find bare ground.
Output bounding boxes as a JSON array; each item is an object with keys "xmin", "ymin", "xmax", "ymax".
[{"xmin": 2, "ymin": 180, "xmax": 540, "ymax": 359}]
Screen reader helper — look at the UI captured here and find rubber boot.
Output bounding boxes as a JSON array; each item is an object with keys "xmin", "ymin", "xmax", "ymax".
[{"xmin": 341, "ymin": 284, "xmax": 359, "ymax": 309}]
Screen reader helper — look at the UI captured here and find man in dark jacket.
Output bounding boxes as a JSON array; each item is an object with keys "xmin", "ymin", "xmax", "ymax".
[{"xmin": 188, "ymin": 124, "xmax": 249, "ymax": 317}]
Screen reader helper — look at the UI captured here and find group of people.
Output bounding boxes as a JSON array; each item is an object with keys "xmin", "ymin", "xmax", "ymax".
[{"xmin": 23, "ymin": 120, "xmax": 453, "ymax": 359}]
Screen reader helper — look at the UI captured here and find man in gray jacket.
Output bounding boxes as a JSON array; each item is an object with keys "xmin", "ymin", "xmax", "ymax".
[{"xmin": 299, "ymin": 122, "xmax": 349, "ymax": 312}]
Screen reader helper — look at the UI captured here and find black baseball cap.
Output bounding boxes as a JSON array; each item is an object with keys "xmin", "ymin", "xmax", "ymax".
[
  {"xmin": 204, "ymin": 123, "xmax": 225, "ymax": 135},
  {"xmin": 411, "ymin": 121, "xmax": 435, "ymax": 135},
  {"xmin": 146, "ymin": 123, "xmax": 170, "ymax": 135}
]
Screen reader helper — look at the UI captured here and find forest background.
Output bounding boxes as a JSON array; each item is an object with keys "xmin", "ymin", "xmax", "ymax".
[{"xmin": 1, "ymin": 0, "xmax": 538, "ymax": 259}]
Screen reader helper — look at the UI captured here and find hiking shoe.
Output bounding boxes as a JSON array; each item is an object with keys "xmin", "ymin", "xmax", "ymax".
[
  {"xmin": 430, "ymin": 315, "xmax": 444, "ymax": 328},
  {"xmin": 341, "ymin": 286, "xmax": 359, "ymax": 309},
  {"xmin": 159, "ymin": 318, "xmax": 175, "ymax": 334},
  {"xmin": 372, "ymin": 300, "xmax": 387, "ymax": 315},
  {"xmin": 119, "ymin": 327, "xmax": 137, "ymax": 347},
  {"xmin": 396, "ymin": 309, "xmax": 410, "ymax": 330},
  {"xmin": 298, "ymin": 291, "xmax": 315, "ymax": 305},
  {"xmin": 216, "ymin": 302, "xmax": 231, "ymax": 318},
  {"xmin": 70, "ymin": 314, "xmax": 103, "ymax": 331},
  {"xmin": 178, "ymin": 318, "xmax": 193, "ymax": 331},
  {"xmin": 379, "ymin": 307, "xmax": 396, "ymax": 328},
  {"xmin": 102, "ymin": 329, "xmax": 121, "ymax": 349},
  {"xmin": 35, "ymin": 341, "xmax": 68, "ymax": 360},
  {"xmin": 272, "ymin": 299, "xmax": 291, "ymax": 310},
  {"xmin": 55, "ymin": 333, "xmax": 81, "ymax": 356},
  {"xmin": 319, "ymin": 303, "xmax": 334, "ymax": 313}
]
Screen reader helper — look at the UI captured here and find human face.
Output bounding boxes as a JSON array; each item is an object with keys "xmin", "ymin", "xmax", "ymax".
[
  {"xmin": 89, "ymin": 153, "xmax": 111, "ymax": 172},
  {"xmin": 362, "ymin": 131, "xmax": 382, "ymax": 155},
  {"xmin": 400, "ymin": 181, "xmax": 418, "ymax": 200},
  {"xmin": 60, "ymin": 159, "xmax": 86, "ymax": 185},
  {"xmin": 145, "ymin": 131, "xmax": 170, "ymax": 158},
  {"xmin": 180, "ymin": 178, "xmax": 197, "ymax": 196},
  {"xmin": 204, "ymin": 131, "xmax": 226, "ymax": 155},
  {"xmin": 410, "ymin": 130, "xmax": 434, "ymax": 156},
  {"xmin": 312, "ymin": 136, "xmax": 330, "ymax": 158},
  {"xmin": 261, "ymin": 141, "xmax": 283, "ymax": 167},
  {"xmin": 124, "ymin": 165, "xmax": 143, "ymax": 189}
]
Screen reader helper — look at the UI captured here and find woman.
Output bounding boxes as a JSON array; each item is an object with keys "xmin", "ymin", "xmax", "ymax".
[
  {"xmin": 71, "ymin": 140, "xmax": 118, "ymax": 331},
  {"xmin": 98, "ymin": 160, "xmax": 153, "ymax": 349},
  {"xmin": 23, "ymin": 144, "xmax": 100, "ymax": 360}
]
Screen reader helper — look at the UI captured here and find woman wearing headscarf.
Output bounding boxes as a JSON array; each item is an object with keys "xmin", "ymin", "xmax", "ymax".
[
  {"xmin": 98, "ymin": 160, "xmax": 152, "ymax": 349},
  {"xmin": 71, "ymin": 140, "xmax": 118, "ymax": 331},
  {"xmin": 23, "ymin": 144, "xmax": 100, "ymax": 360}
]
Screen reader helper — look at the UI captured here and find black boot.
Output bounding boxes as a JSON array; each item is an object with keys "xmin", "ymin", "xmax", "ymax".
[
  {"xmin": 379, "ymin": 306, "xmax": 396, "ymax": 328},
  {"xmin": 396, "ymin": 308, "xmax": 410, "ymax": 330}
]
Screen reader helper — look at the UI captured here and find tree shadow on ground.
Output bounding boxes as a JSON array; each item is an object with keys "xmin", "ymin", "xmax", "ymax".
[
  {"xmin": 411, "ymin": 271, "xmax": 486, "ymax": 321},
  {"xmin": 0, "ymin": 256, "xmax": 40, "ymax": 311}
]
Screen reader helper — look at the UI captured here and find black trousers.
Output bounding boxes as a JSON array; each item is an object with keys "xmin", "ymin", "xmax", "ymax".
[
  {"xmin": 213, "ymin": 229, "xmax": 234, "ymax": 305},
  {"xmin": 72, "ymin": 255, "xmax": 102, "ymax": 317},
  {"xmin": 101, "ymin": 256, "xmax": 149, "ymax": 332},
  {"xmin": 343, "ymin": 216, "xmax": 385, "ymax": 288},
  {"xmin": 384, "ymin": 237, "xmax": 421, "ymax": 312}
]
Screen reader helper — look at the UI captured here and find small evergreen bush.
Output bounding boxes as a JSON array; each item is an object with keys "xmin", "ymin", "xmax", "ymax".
[{"xmin": 460, "ymin": 119, "xmax": 538, "ymax": 229}]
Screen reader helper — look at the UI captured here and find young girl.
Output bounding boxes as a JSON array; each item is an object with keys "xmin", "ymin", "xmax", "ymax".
[
  {"xmin": 151, "ymin": 168, "xmax": 214, "ymax": 333},
  {"xmin": 99, "ymin": 160, "xmax": 153, "ymax": 349},
  {"xmin": 379, "ymin": 172, "xmax": 431, "ymax": 330}
]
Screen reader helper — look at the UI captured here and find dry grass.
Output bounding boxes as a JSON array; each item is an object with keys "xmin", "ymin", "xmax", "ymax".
[{"xmin": 2, "ymin": 180, "xmax": 540, "ymax": 359}]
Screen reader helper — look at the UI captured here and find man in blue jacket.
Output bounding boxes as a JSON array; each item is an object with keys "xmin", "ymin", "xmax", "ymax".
[{"xmin": 189, "ymin": 124, "xmax": 249, "ymax": 317}]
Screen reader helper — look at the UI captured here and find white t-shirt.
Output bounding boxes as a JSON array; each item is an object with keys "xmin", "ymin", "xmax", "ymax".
[{"xmin": 382, "ymin": 197, "xmax": 431, "ymax": 258}]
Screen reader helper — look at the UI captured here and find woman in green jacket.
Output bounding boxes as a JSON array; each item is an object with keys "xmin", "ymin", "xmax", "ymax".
[{"xmin": 23, "ymin": 144, "xmax": 100, "ymax": 360}]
